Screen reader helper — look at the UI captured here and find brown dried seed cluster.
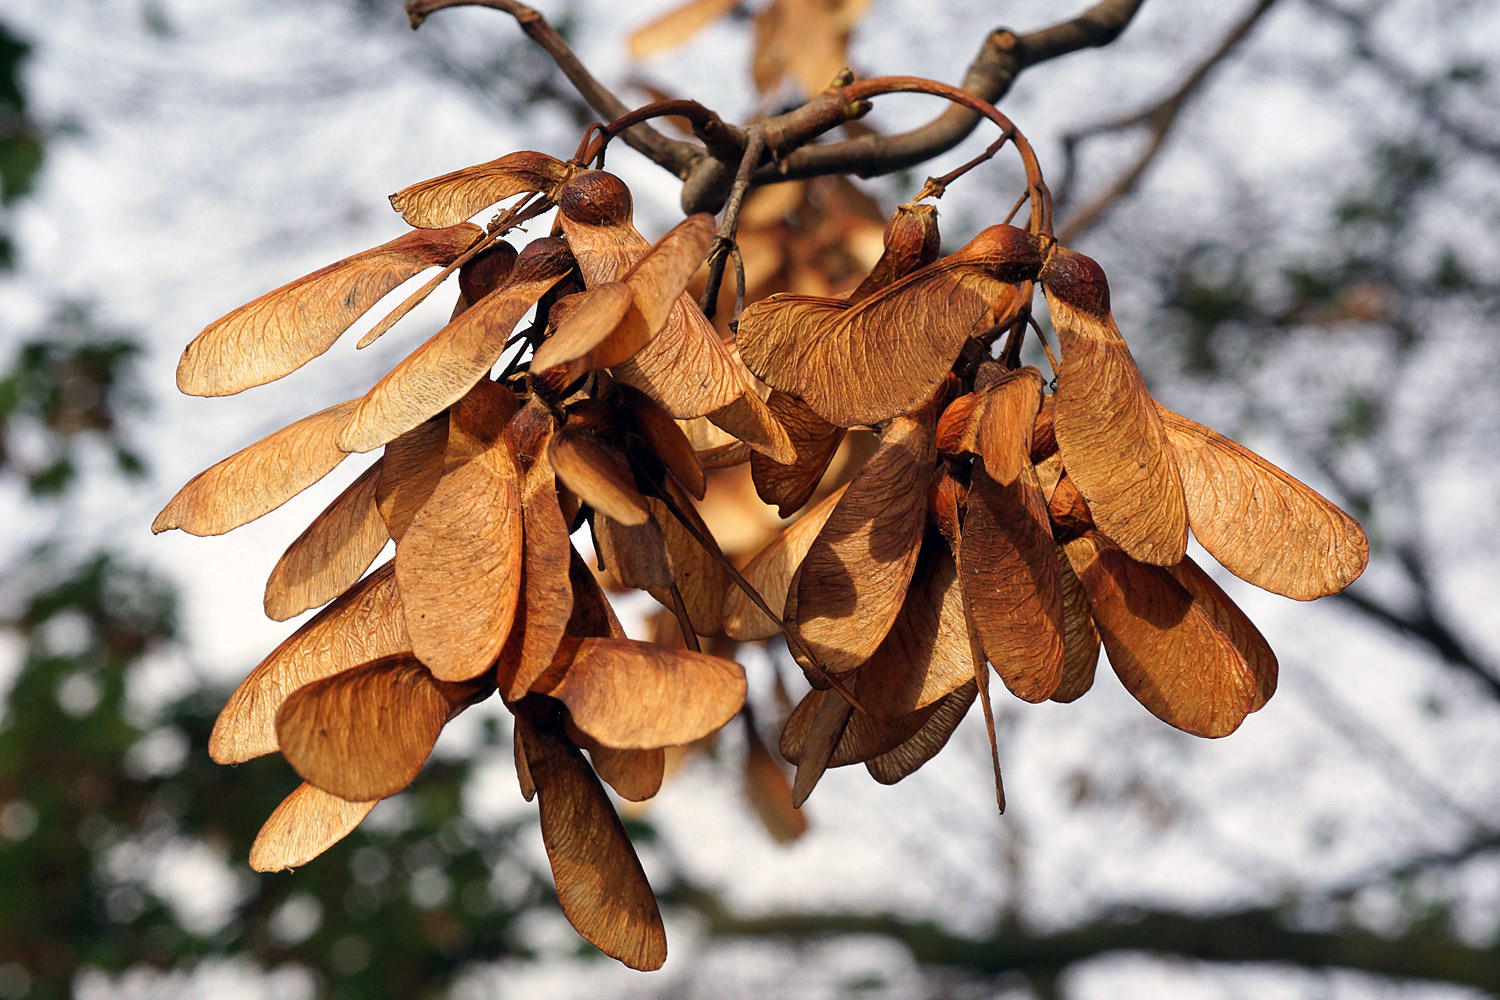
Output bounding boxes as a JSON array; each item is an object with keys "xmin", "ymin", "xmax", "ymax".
[{"xmin": 158, "ymin": 144, "xmax": 1368, "ymax": 969}]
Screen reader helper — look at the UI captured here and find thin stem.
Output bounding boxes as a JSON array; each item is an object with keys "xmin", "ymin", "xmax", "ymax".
[
  {"xmin": 356, "ymin": 193, "xmax": 550, "ymax": 349},
  {"xmin": 700, "ymin": 128, "xmax": 766, "ymax": 319},
  {"xmin": 842, "ymin": 76, "xmax": 1052, "ymax": 235}
]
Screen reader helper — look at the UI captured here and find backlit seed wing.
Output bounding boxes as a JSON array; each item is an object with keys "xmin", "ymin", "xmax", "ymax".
[
  {"xmin": 517, "ymin": 715, "xmax": 667, "ymax": 971},
  {"xmin": 530, "ymin": 282, "xmax": 638, "ymax": 374},
  {"xmin": 784, "ymin": 226, "xmax": 1038, "ymax": 427},
  {"xmin": 1050, "ymin": 544, "xmax": 1101, "ymax": 703},
  {"xmin": 961, "ymin": 464, "xmax": 1065, "ymax": 703},
  {"xmin": 1158, "ymin": 405, "xmax": 1369, "ymax": 599},
  {"xmin": 277, "ymin": 654, "xmax": 474, "ymax": 801},
  {"xmin": 211, "ymin": 562, "xmax": 409, "ymax": 764},
  {"xmin": 627, "ymin": 0, "xmax": 737, "ymax": 57},
  {"xmin": 858, "ymin": 531, "xmax": 974, "ymax": 718},
  {"xmin": 376, "ymin": 414, "xmax": 449, "ymax": 542},
  {"xmin": 594, "ymin": 512, "xmax": 674, "ymax": 591},
  {"xmin": 264, "ymin": 462, "xmax": 387, "ymax": 622},
  {"xmin": 678, "ymin": 414, "xmax": 753, "ymax": 469},
  {"xmin": 540, "ymin": 637, "xmax": 746, "ymax": 749},
  {"xmin": 339, "ymin": 239, "xmax": 575, "ymax": 453},
  {"xmin": 1167, "ymin": 556, "xmax": 1278, "ymax": 711},
  {"xmin": 790, "ymin": 685, "xmax": 853, "ymax": 806},
  {"xmin": 621, "ymin": 213, "xmax": 715, "ymax": 334},
  {"xmin": 507, "ymin": 433, "xmax": 575, "ymax": 702},
  {"xmin": 615, "ymin": 385, "xmax": 706, "ymax": 500},
  {"xmin": 865, "ymin": 680, "xmax": 976, "ymax": 784},
  {"xmin": 177, "ymin": 225, "xmax": 481, "ymax": 396},
  {"xmin": 722, "ymin": 484, "xmax": 848, "ymax": 641},
  {"xmin": 397, "ymin": 382, "xmax": 524, "ymax": 682},
  {"xmin": 152, "ymin": 398, "xmax": 359, "ymax": 537},
  {"xmin": 792, "ymin": 414, "xmax": 934, "ymax": 673},
  {"xmin": 389, "ymin": 150, "xmax": 569, "ymax": 229},
  {"xmin": 780, "ymin": 687, "xmax": 950, "ymax": 768},
  {"xmin": 549, "ymin": 423, "xmax": 650, "ymax": 526},
  {"xmin": 738, "ymin": 294, "xmax": 849, "ymax": 393},
  {"xmin": 1063, "ymin": 530, "xmax": 1256, "ymax": 738},
  {"xmin": 705, "ymin": 388, "xmax": 796, "ymax": 466},
  {"xmin": 971, "ymin": 367, "xmax": 1044, "ymax": 485},
  {"xmin": 249, "ymin": 782, "xmax": 377, "ymax": 872},
  {"xmin": 567, "ymin": 720, "xmax": 666, "ymax": 802},
  {"xmin": 1044, "ymin": 247, "xmax": 1187, "ymax": 566},
  {"xmin": 533, "ymin": 212, "xmax": 712, "ymax": 374},
  {"xmin": 744, "ymin": 719, "xmax": 808, "ymax": 842},
  {"xmin": 751, "ymin": 390, "xmax": 844, "ymax": 517},
  {"xmin": 647, "ymin": 492, "xmax": 727, "ymax": 636}
]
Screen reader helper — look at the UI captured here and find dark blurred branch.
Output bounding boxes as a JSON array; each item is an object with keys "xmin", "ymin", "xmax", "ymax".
[
  {"xmin": 1333, "ymin": 585, "xmax": 1500, "ymax": 700},
  {"xmin": 1055, "ymin": 0, "xmax": 1282, "ymax": 242},
  {"xmin": 761, "ymin": 0, "xmax": 1149, "ymax": 186},
  {"xmin": 677, "ymin": 887, "xmax": 1500, "ymax": 991},
  {"xmin": 407, "ymin": 0, "xmax": 1151, "ymax": 212},
  {"xmin": 1306, "ymin": 0, "xmax": 1500, "ymax": 162}
]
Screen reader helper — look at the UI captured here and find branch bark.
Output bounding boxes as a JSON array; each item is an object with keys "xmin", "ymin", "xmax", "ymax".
[{"xmin": 409, "ymin": 0, "xmax": 1150, "ymax": 213}]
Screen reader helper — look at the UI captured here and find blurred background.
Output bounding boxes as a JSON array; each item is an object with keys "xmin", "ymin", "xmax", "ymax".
[{"xmin": 1, "ymin": 0, "xmax": 1499, "ymax": 997}]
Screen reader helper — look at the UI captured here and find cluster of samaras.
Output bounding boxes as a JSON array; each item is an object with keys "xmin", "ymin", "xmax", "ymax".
[{"xmin": 155, "ymin": 148, "xmax": 1368, "ymax": 970}]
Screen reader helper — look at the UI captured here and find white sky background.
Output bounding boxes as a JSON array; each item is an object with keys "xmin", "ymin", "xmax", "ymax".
[{"xmin": 3, "ymin": 0, "xmax": 1500, "ymax": 997}]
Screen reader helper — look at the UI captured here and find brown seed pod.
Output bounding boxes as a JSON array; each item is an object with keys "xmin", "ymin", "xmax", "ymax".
[{"xmin": 178, "ymin": 224, "xmax": 482, "ymax": 396}]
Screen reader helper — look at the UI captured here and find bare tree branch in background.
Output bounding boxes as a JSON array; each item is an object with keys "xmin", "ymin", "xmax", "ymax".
[
  {"xmin": 1054, "ymin": 0, "xmax": 1283, "ymax": 243},
  {"xmin": 405, "ymin": 0, "xmax": 1151, "ymax": 211}
]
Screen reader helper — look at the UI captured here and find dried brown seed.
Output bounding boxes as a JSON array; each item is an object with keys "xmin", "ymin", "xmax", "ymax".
[
  {"xmin": 1062, "ymin": 530, "xmax": 1256, "ymax": 738},
  {"xmin": 721, "ymin": 484, "xmax": 848, "ymax": 641},
  {"xmin": 539, "ymin": 636, "xmax": 746, "ymax": 749},
  {"xmin": 339, "ymin": 238, "xmax": 575, "ymax": 453},
  {"xmin": 791, "ymin": 414, "xmax": 935, "ymax": 674},
  {"xmin": 210, "ymin": 562, "xmax": 409, "ymax": 764},
  {"xmin": 505, "ymin": 417, "xmax": 575, "ymax": 702},
  {"xmin": 865, "ymin": 680, "xmax": 977, "ymax": 785},
  {"xmin": 549, "ymin": 411, "xmax": 651, "ymax": 526},
  {"xmin": 857, "ymin": 531, "xmax": 974, "ymax": 718},
  {"xmin": 1158, "ymin": 405, "xmax": 1369, "ymax": 600},
  {"xmin": 936, "ymin": 366, "xmax": 1044, "ymax": 485},
  {"xmin": 781, "ymin": 686, "xmax": 950, "ymax": 769},
  {"xmin": 264, "ymin": 462, "xmax": 387, "ymax": 622},
  {"xmin": 1043, "ymin": 246, "xmax": 1187, "ymax": 566},
  {"xmin": 615, "ymin": 383, "xmax": 707, "ymax": 501},
  {"xmin": 152, "ymin": 398, "xmax": 359, "ymax": 537},
  {"xmin": 177, "ymin": 225, "xmax": 482, "ymax": 396},
  {"xmin": 961, "ymin": 463, "xmax": 1065, "ymax": 703},
  {"xmin": 376, "ymin": 413, "xmax": 449, "ymax": 542},
  {"xmin": 648, "ymin": 488, "xmax": 728, "ymax": 636},
  {"xmin": 389, "ymin": 150, "xmax": 570, "ymax": 229},
  {"xmin": 249, "ymin": 782, "xmax": 377, "ymax": 873},
  {"xmin": 739, "ymin": 225, "xmax": 1040, "ymax": 426},
  {"xmin": 1166, "ymin": 556, "xmax": 1278, "ymax": 711},
  {"xmin": 566, "ymin": 719, "xmax": 666, "ymax": 802},
  {"xmin": 516, "ymin": 713, "xmax": 667, "ymax": 971},
  {"xmin": 396, "ymin": 382, "xmax": 523, "ymax": 681},
  {"xmin": 751, "ymin": 390, "xmax": 845, "ymax": 518},
  {"xmin": 1050, "ymin": 544, "xmax": 1101, "ymax": 703},
  {"xmin": 276, "ymin": 654, "xmax": 479, "ymax": 802}
]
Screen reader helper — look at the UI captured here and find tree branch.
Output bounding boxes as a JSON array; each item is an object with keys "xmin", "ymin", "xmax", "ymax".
[
  {"xmin": 406, "ymin": 0, "xmax": 703, "ymax": 176},
  {"xmin": 747, "ymin": 0, "xmax": 1149, "ymax": 190},
  {"xmin": 1055, "ymin": 0, "xmax": 1282, "ymax": 242},
  {"xmin": 675, "ymin": 887, "xmax": 1500, "ymax": 992}
]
